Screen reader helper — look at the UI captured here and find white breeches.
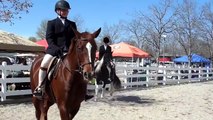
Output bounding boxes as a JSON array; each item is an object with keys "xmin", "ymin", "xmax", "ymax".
[
  {"xmin": 38, "ymin": 54, "xmax": 53, "ymax": 87},
  {"xmin": 40, "ymin": 54, "xmax": 54, "ymax": 68}
]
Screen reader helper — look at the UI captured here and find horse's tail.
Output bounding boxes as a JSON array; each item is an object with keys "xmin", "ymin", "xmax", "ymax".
[{"xmin": 112, "ymin": 74, "xmax": 121, "ymax": 89}]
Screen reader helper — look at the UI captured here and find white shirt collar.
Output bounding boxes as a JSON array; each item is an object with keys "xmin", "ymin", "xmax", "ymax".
[
  {"xmin": 58, "ymin": 16, "xmax": 65, "ymax": 25},
  {"xmin": 104, "ymin": 45, "xmax": 107, "ymax": 50}
]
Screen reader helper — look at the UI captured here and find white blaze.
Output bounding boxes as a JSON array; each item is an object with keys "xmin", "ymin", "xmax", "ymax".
[{"xmin": 86, "ymin": 42, "xmax": 92, "ymax": 62}]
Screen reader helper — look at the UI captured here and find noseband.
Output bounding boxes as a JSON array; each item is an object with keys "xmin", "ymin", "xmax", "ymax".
[
  {"xmin": 62, "ymin": 60, "xmax": 92, "ymax": 74},
  {"xmin": 78, "ymin": 62, "xmax": 92, "ymax": 73}
]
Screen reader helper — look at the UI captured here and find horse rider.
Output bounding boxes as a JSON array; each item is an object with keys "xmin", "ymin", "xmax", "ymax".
[
  {"xmin": 98, "ymin": 37, "xmax": 114, "ymax": 81},
  {"xmin": 33, "ymin": 0, "xmax": 94, "ymax": 101}
]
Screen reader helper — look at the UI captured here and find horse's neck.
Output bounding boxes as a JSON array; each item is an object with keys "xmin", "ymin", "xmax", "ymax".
[
  {"xmin": 64, "ymin": 40, "xmax": 79, "ymax": 69},
  {"xmin": 64, "ymin": 48, "xmax": 78, "ymax": 70}
]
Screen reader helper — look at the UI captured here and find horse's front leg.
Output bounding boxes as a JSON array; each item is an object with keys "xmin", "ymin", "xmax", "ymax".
[
  {"xmin": 69, "ymin": 104, "xmax": 80, "ymax": 119},
  {"xmin": 101, "ymin": 87, "xmax": 105, "ymax": 98},
  {"xmin": 34, "ymin": 99, "xmax": 51, "ymax": 120},
  {"xmin": 94, "ymin": 81, "xmax": 99, "ymax": 102},
  {"xmin": 101, "ymin": 83, "xmax": 106, "ymax": 98},
  {"xmin": 58, "ymin": 104, "xmax": 70, "ymax": 120}
]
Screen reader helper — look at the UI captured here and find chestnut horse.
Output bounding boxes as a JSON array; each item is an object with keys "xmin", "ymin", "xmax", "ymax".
[{"xmin": 30, "ymin": 28, "xmax": 101, "ymax": 120}]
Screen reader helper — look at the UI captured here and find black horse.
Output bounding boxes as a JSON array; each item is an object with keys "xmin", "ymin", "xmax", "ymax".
[{"xmin": 94, "ymin": 53, "xmax": 121, "ymax": 101}]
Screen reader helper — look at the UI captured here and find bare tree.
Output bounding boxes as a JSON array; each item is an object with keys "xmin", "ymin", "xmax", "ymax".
[
  {"xmin": 135, "ymin": 0, "xmax": 176, "ymax": 61},
  {"xmin": 173, "ymin": 0, "xmax": 201, "ymax": 66},
  {"xmin": 198, "ymin": 2, "xmax": 213, "ymax": 59},
  {"xmin": 72, "ymin": 15, "xmax": 84, "ymax": 32},
  {"xmin": 0, "ymin": 0, "xmax": 32, "ymax": 23},
  {"xmin": 36, "ymin": 19, "xmax": 48, "ymax": 40},
  {"xmin": 99, "ymin": 22, "xmax": 123, "ymax": 44},
  {"xmin": 28, "ymin": 36, "xmax": 37, "ymax": 42},
  {"xmin": 123, "ymin": 18, "xmax": 147, "ymax": 49}
]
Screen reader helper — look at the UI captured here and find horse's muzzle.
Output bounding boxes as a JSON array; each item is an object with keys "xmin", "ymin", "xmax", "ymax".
[{"xmin": 83, "ymin": 71, "xmax": 94, "ymax": 81}]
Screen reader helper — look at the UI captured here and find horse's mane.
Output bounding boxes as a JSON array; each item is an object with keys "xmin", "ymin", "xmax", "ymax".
[
  {"xmin": 67, "ymin": 37, "xmax": 77, "ymax": 54},
  {"xmin": 95, "ymin": 55, "xmax": 104, "ymax": 73}
]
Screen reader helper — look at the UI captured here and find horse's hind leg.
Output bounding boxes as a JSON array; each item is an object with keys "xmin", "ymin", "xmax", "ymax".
[
  {"xmin": 101, "ymin": 82, "xmax": 108, "ymax": 98},
  {"xmin": 101, "ymin": 87, "xmax": 105, "ymax": 98},
  {"xmin": 106, "ymin": 64, "xmax": 112, "ymax": 80},
  {"xmin": 109, "ymin": 82, "xmax": 114, "ymax": 96}
]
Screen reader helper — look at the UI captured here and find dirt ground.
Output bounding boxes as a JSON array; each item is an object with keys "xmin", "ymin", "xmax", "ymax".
[{"xmin": 0, "ymin": 81, "xmax": 213, "ymax": 120}]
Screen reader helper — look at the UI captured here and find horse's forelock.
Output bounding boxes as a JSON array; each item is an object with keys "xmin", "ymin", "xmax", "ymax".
[{"xmin": 81, "ymin": 32, "xmax": 97, "ymax": 52}]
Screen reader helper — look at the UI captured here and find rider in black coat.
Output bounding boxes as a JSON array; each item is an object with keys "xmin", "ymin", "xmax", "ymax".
[
  {"xmin": 45, "ymin": 17, "xmax": 76, "ymax": 57},
  {"xmin": 34, "ymin": 0, "xmax": 93, "ymax": 101},
  {"xmin": 99, "ymin": 37, "xmax": 113, "ymax": 62},
  {"xmin": 98, "ymin": 37, "xmax": 114, "ymax": 82}
]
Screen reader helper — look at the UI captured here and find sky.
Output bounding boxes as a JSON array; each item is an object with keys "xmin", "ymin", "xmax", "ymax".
[
  {"xmin": 0, "ymin": 0, "xmax": 211, "ymax": 39},
  {"xmin": 0, "ymin": 0, "xmax": 157, "ymax": 38}
]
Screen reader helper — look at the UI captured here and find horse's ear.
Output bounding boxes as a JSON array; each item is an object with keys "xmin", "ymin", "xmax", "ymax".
[
  {"xmin": 93, "ymin": 28, "xmax": 101, "ymax": 38},
  {"xmin": 72, "ymin": 27, "xmax": 81, "ymax": 39}
]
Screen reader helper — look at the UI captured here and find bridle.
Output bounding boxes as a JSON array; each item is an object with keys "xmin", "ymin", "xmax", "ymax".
[
  {"xmin": 61, "ymin": 38, "xmax": 95, "ymax": 74},
  {"xmin": 77, "ymin": 38, "xmax": 95, "ymax": 74},
  {"xmin": 76, "ymin": 63, "xmax": 92, "ymax": 75}
]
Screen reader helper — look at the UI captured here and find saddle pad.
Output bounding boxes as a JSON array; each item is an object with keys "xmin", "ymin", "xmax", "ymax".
[{"xmin": 47, "ymin": 57, "xmax": 60, "ymax": 80}]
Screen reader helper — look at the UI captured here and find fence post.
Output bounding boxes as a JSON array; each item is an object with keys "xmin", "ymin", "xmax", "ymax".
[
  {"xmin": 124, "ymin": 68, "xmax": 127, "ymax": 89},
  {"xmin": 1, "ymin": 62, "xmax": 7, "ymax": 101},
  {"xmin": 177, "ymin": 66, "xmax": 181, "ymax": 84},
  {"xmin": 146, "ymin": 66, "xmax": 149, "ymax": 87},
  {"xmin": 198, "ymin": 67, "xmax": 201, "ymax": 81},
  {"xmin": 163, "ymin": 66, "xmax": 166, "ymax": 86},
  {"xmin": 188, "ymin": 67, "xmax": 192, "ymax": 83},
  {"xmin": 206, "ymin": 67, "xmax": 209, "ymax": 81}
]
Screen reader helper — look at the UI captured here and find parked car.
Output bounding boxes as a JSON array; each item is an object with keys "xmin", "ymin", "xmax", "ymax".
[{"xmin": 0, "ymin": 56, "xmax": 15, "ymax": 65}]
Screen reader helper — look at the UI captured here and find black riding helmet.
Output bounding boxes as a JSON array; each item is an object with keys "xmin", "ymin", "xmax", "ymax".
[
  {"xmin": 103, "ymin": 37, "xmax": 110, "ymax": 43},
  {"xmin": 55, "ymin": 0, "xmax": 71, "ymax": 11}
]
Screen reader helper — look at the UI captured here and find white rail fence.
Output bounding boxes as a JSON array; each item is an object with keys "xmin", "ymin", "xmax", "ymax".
[
  {"xmin": 1, "ymin": 62, "xmax": 213, "ymax": 101},
  {"xmin": 115, "ymin": 65, "xmax": 213, "ymax": 89},
  {"xmin": 0, "ymin": 62, "xmax": 31, "ymax": 101}
]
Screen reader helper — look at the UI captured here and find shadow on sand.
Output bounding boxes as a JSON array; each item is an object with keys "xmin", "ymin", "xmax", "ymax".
[{"xmin": 96, "ymin": 95, "xmax": 156, "ymax": 107}]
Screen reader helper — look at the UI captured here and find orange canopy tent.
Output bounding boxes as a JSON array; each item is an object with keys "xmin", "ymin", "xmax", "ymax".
[
  {"xmin": 36, "ymin": 40, "xmax": 149, "ymax": 58},
  {"xmin": 96, "ymin": 42, "xmax": 149, "ymax": 58},
  {"xmin": 36, "ymin": 39, "xmax": 48, "ymax": 49}
]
